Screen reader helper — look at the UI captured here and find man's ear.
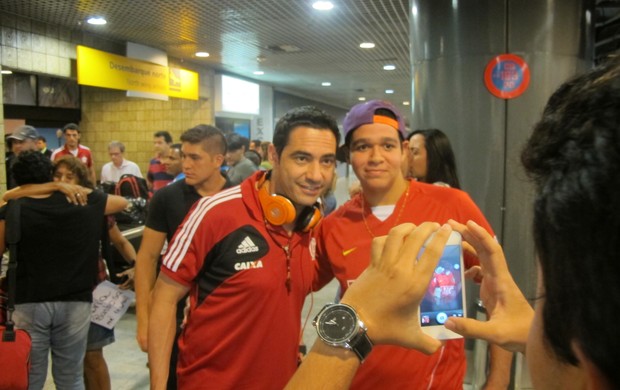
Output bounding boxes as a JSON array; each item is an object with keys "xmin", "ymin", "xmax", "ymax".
[
  {"xmin": 573, "ymin": 342, "xmax": 613, "ymax": 390},
  {"xmin": 268, "ymin": 144, "xmax": 279, "ymax": 166}
]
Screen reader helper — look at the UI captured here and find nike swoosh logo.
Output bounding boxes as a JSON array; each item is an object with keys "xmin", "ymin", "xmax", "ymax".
[{"xmin": 342, "ymin": 247, "xmax": 357, "ymax": 256}]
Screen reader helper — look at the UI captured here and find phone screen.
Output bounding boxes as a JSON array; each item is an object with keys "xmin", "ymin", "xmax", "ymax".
[{"xmin": 419, "ymin": 244, "xmax": 465, "ymax": 327}]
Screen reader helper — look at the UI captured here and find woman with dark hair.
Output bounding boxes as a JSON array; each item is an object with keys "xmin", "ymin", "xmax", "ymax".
[
  {"xmin": 4, "ymin": 156, "xmax": 135, "ymax": 390},
  {"xmin": 407, "ymin": 128, "xmax": 461, "ymax": 189},
  {"xmin": 54, "ymin": 156, "xmax": 136, "ymax": 390}
]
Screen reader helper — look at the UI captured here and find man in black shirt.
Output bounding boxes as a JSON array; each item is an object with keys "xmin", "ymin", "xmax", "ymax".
[{"xmin": 134, "ymin": 124, "xmax": 230, "ymax": 389}]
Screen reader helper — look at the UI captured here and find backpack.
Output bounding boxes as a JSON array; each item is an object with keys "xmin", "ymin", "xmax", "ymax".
[
  {"xmin": 115, "ymin": 174, "xmax": 149, "ymax": 199},
  {"xmin": 113, "ymin": 174, "xmax": 149, "ymax": 226}
]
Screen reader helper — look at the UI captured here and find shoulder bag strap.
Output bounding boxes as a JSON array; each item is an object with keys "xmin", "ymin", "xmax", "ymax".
[{"xmin": 3, "ymin": 198, "xmax": 22, "ymax": 341}]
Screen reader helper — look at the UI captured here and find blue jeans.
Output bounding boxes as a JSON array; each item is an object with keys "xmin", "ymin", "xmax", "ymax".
[{"xmin": 13, "ymin": 301, "xmax": 91, "ymax": 390}]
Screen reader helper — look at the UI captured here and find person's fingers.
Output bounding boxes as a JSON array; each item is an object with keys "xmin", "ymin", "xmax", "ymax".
[
  {"xmin": 370, "ymin": 235, "xmax": 387, "ymax": 268},
  {"xmin": 444, "ymin": 317, "xmax": 498, "ymax": 342},
  {"xmin": 413, "ymin": 223, "xmax": 450, "ymax": 279},
  {"xmin": 461, "ymin": 241, "xmax": 477, "ymax": 259},
  {"xmin": 412, "ymin": 333, "xmax": 443, "ymax": 355},
  {"xmin": 379, "ymin": 223, "xmax": 416, "ymax": 269},
  {"xmin": 76, "ymin": 192, "xmax": 87, "ymax": 205},
  {"xmin": 464, "ymin": 265, "xmax": 483, "ymax": 283}
]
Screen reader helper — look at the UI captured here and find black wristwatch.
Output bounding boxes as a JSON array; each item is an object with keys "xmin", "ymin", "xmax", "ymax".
[{"xmin": 313, "ymin": 303, "xmax": 374, "ymax": 362}]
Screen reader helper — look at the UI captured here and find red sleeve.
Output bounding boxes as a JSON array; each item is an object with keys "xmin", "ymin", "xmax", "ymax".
[{"xmin": 311, "ymin": 220, "xmax": 335, "ymax": 292}]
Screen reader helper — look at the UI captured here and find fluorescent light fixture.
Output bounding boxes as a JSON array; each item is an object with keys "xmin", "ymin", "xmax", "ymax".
[
  {"xmin": 86, "ymin": 17, "xmax": 107, "ymax": 25},
  {"xmin": 359, "ymin": 42, "xmax": 375, "ymax": 49},
  {"xmin": 383, "ymin": 64, "xmax": 396, "ymax": 71},
  {"xmin": 1, "ymin": 70, "xmax": 13, "ymax": 75},
  {"xmin": 385, "ymin": 89, "xmax": 394, "ymax": 94},
  {"xmin": 358, "ymin": 97, "xmax": 366, "ymax": 101},
  {"xmin": 322, "ymin": 82, "xmax": 331, "ymax": 86},
  {"xmin": 253, "ymin": 71, "xmax": 264, "ymax": 75},
  {"xmin": 195, "ymin": 52, "xmax": 210, "ymax": 57},
  {"xmin": 312, "ymin": 1, "xmax": 334, "ymax": 11},
  {"xmin": 222, "ymin": 75, "xmax": 260, "ymax": 114},
  {"xmin": 403, "ymin": 101, "xmax": 410, "ymax": 106}
]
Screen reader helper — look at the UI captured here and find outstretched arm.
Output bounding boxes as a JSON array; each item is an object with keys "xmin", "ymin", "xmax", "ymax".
[
  {"xmin": 104, "ymin": 194, "xmax": 128, "ymax": 215},
  {"xmin": 444, "ymin": 220, "xmax": 534, "ymax": 354},
  {"xmin": 3, "ymin": 182, "xmax": 90, "ymax": 205},
  {"xmin": 285, "ymin": 222, "xmax": 449, "ymax": 389}
]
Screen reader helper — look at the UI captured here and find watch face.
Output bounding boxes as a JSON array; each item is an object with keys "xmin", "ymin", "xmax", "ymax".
[{"xmin": 316, "ymin": 305, "xmax": 358, "ymax": 344}]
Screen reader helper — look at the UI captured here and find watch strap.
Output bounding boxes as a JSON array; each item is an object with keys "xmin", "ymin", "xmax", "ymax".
[{"xmin": 349, "ymin": 329, "xmax": 373, "ymax": 363}]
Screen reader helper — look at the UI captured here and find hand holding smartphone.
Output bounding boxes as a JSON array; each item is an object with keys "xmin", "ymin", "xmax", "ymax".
[{"xmin": 418, "ymin": 231, "xmax": 465, "ymax": 340}]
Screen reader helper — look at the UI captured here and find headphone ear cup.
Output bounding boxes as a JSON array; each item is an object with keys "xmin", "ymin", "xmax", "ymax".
[
  {"xmin": 258, "ymin": 182, "xmax": 296, "ymax": 226},
  {"xmin": 296, "ymin": 205, "xmax": 322, "ymax": 232}
]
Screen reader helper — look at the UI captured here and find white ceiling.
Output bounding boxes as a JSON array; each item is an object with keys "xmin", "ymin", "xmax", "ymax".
[{"xmin": 0, "ymin": 0, "xmax": 413, "ymax": 110}]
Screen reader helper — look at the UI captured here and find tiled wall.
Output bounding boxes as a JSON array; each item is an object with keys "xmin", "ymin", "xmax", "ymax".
[
  {"xmin": 1, "ymin": 13, "xmax": 215, "ymax": 187},
  {"xmin": 80, "ymin": 86, "xmax": 214, "ymax": 177}
]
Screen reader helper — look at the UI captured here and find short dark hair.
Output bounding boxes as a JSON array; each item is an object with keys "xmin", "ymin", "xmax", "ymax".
[
  {"xmin": 226, "ymin": 133, "xmax": 249, "ymax": 152},
  {"xmin": 408, "ymin": 129, "xmax": 460, "ymax": 189},
  {"xmin": 521, "ymin": 56, "xmax": 620, "ymax": 388},
  {"xmin": 63, "ymin": 123, "xmax": 80, "ymax": 133},
  {"xmin": 180, "ymin": 124, "xmax": 227, "ymax": 156},
  {"xmin": 13, "ymin": 150, "xmax": 53, "ymax": 185},
  {"xmin": 36, "ymin": 135, "xmax": 47, "ymax": 143},
  {"xmin": 272, "ymin": 106, "xmax": 340, "ymax": 157},
  {"xmin": 251, "ymin": 139, "xmax": 262, "ymax": 149},
  {"xmin": 154, "ymin": 131, "xmax": 173, "ymax": 144}
]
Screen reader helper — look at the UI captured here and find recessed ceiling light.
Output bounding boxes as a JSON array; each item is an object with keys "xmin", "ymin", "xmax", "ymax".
[
  {"xmin": 383, "ymin": 64, "xmax": 396, "ymax": 71},
  {"xmin": 86, "ymin": 17, "xmax": 107, "ymax": 25},
  {"xmin": 385, "ymin": 89, "xmax": 394, "ymax": 94},
  {"xmin": 359, "ymin": 42, "xmax": 375, "ymax": 49},
  {"xmin": 403, "ymin": 101, "xmax": 410, "ymax": 106},
  {"xmin": 195, "ymin": 52, "xmax": 210, "ymax": 57},
  {"xmin": 358, "ymin": 97, "xmax": 366, "ymax": 101},
  {"xmin": 1, "ymin": 70, "xmax": 13, "ymax": 75},
  {"xmin": 253, "ymin": 71, "xmax": 264, "ymax": 75},
  {"xmin": 322, "ymin": 82, "xmax": 332, "ymax": 87},
  {"xmin": 312, "ymin": 1, "xmax": 334, "ymax": 11}
]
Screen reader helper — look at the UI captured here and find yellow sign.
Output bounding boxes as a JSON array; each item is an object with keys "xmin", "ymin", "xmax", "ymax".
[
  {"xmin": 168, "ymin": 67, "xmax": 199, "ymax": 100},
  {"xmin": 77, "ymin": 46, "xmax": 198, "ymax": 100}
]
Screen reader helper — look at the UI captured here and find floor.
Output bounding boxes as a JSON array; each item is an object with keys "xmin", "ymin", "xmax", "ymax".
[{"xmin": 43, "ymin": 280, "xmax": 340, "ymax": 390}]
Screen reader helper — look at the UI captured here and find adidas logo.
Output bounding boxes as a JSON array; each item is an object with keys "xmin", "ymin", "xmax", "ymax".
[{"xmin": 236, "ymin": 236, "xmax": 260, "ymax": 254}]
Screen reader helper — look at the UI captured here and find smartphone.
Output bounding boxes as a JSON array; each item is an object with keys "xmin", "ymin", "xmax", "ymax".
[{"xmin": 418, "ymin": 231, "xmax": 465, "ymax": 340}]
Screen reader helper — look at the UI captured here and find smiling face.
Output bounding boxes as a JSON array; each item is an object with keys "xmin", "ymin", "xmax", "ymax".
[
  {"xmin": 270, "ymin": 126, "xmax": 337, "ymax": 208},
  {"xmin": 349, "ymin": 123, "xmax": 407, "ymax": 202}
]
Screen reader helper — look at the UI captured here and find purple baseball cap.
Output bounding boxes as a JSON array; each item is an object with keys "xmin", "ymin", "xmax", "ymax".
[{"xmin": 343, "ymin": 100, "xmax": 406, "ymax": 142}]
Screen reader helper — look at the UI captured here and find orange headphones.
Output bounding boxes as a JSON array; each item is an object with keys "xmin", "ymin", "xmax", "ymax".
[{"xmin": 257, "ymin": 171, "xmax": 322, "ymax": 232}]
